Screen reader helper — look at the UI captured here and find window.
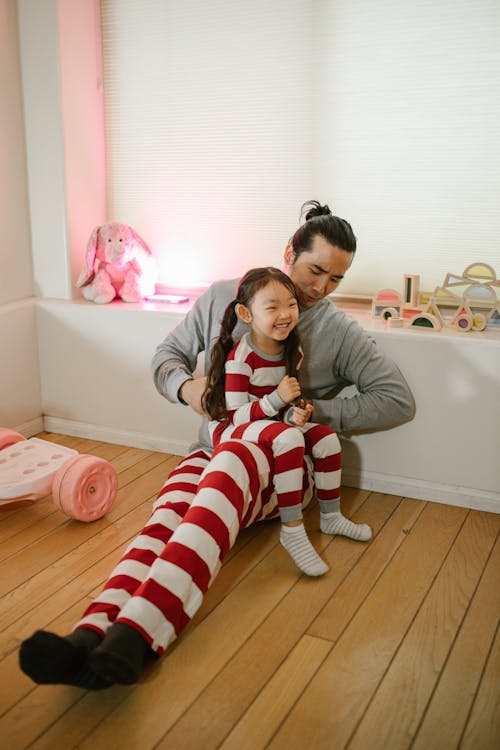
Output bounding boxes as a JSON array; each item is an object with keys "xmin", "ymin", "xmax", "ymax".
[{"xmin": 101, "ymin": 0, "xmax": 500, "ymax": 294}]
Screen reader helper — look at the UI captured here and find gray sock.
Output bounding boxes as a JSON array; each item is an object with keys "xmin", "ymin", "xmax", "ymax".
[
  {"xmin": 320, "ymin": 511, "xmax": 372, "ymax": 541},
  {"xmin": 280, "ymin": 524, "xmax": 329, "ymax": 576}
]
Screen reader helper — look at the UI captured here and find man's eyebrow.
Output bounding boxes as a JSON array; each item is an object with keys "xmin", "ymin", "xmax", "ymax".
[{"xmin": 312, "ymin": 264, "xmax": 344, "ymax": 279}]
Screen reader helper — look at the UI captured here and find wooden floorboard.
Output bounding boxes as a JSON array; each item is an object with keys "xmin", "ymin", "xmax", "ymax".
[{"xmin": 0, "ymin": 435, "xmax": 498, "ymax": 749}]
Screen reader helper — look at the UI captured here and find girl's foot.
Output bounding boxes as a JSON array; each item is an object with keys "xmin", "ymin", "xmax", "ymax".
[
  {"xmin": 280, "ymin": 524, "xmax": 329, "ymax": 576},
  {"xmin": 89, "ymin": 622, "xmax": 150, "ymax": 684},
  {"xmin": 320, "ymin": 511, "xmax": 372, "ymax": 541},
  {"xmin": 19, "ymin": 629, "xmax": 112, "ymax": 690}
]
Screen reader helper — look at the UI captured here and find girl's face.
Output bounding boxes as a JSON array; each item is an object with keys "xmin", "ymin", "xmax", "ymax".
[{"xmin": 238, "ymin": 279, "xmax": 299, "ymax": 354}]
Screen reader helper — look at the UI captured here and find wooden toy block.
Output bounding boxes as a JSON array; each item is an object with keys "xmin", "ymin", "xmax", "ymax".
[
  {"xmin": 487, "ymin": 308, "xmax": 500, "ymax": 327},
  {"xmin": 453, "ymin": 311, "xmax": 473, "ymax": 332},
  {"xmin": 403, "ymin": 274, "xmax": 420, "ymax": 307},
  {"xmin": 386, "ymin": 316, "xmax": 404, "ymax": 328},
  {"xmin": 402, "ymin": 306, "xmax": 424, "ymax": 319},
  {"xmin": 443, "ymin": 272, "xmax": 468, "ymax": 288},
  {"xmin": 372, "ymin": 289, "xmax": 402, "ymax": 318},
  {"xmin": 418, "ymin": 290, "xmax": 432, "ymax": 306},
  {"xmin": 462, "ymin": 262, "xmax": 497, "ymax": 283},
  {"xmin": 471, "ymin": 312, "xmax": 487, "ymax": 331},
  {"xmin": 380, "ymin": 306, "xmax": 400, "ymax": 321},
  {"xmin": 424, "ymin": 287, "xmax": 462, "ymax": 327},
  {"xmin": 408, "ymin": 312, "xmax": 442, "ymax": 331},
  {"xmin": 372, "ymin": 263, "xmax": 498, "ymax": 334},
  {"xmin": 464, "ymin": 283, "xmax": 498, "ymax": 312}
]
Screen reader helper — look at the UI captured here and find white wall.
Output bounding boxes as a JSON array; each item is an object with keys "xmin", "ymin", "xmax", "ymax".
[
  {"xmin": 0, "ymin": 0, "xmax": 41, "ymax": 433},
  {"xmin": 0, "ymin": 300, "xmax": 42, "ymax": 433},
  {"xmin": 17, "ymin": 0, "xmax": 106, "ymax": 299},
  {"xmin": 0, "ymin": 0, "xmax": 33, "ymax": 305},
  {"xmin": 36, "ymin": 300, "xmax": 200, "ymax": 453},
  {"xmin": 37, "ymin": 299, "xmax": 500, "ymax": 513},
  {"xmin": 0, "ymin": 0, "xmax": 104, "ymax": 433}
]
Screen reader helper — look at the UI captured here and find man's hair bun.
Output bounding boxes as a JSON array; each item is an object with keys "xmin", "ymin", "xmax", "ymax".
[{"xmin": 301, "ymin": 200, "xmax": 333, "ymax": 222}]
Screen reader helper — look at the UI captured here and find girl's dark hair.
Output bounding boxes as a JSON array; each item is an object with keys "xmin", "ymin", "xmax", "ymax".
[
  {"xmin": 203, "ymin": 267, "xmax": 301, "ymax": 422},
  {"xmin": 289, "ymin": 200, "xmax": 357, "ymax": 259}
]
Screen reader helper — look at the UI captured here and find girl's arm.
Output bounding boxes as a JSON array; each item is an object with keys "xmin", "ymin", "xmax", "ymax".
[{"xmin": 225, "ymin": 362, "xmax": 293, "ymax": 425}]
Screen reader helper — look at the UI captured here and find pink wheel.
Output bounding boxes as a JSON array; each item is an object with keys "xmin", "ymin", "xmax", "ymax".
[
  {"xmin": 0, "ymin": 428, "xmax": 26, "ymax": 450},
  {"xmin": 51, "ymin": 454, "xmax": 118, "ymax": 522}
]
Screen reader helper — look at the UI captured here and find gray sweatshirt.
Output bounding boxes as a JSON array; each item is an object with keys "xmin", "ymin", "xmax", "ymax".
[{"xmin": 152, "ymin": 278, "xmax": 415, "ymax": 452}]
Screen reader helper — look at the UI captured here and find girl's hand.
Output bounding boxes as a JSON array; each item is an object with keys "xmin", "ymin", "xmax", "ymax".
[
  {"xmin": 277, "ymin": 376, "xmax": 301, "ymax": 404},
  {"xmin": 292, "ymin": 402, "xmax": 313, "ymax": 426}
]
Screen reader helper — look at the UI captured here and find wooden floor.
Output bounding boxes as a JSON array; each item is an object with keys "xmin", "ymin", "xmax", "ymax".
[{"xmin": 0, "ymin": 433, "xmax": 499, "ymax": 750}]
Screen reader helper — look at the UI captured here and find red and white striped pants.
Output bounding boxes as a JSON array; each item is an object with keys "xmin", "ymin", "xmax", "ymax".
[
  {"xmin": 75, "ymin": 439, "xmax": 316, "ymax": 654},
  {"xmin": 212, "ymin": 420, "xmax": 341, "ymax": 522}
]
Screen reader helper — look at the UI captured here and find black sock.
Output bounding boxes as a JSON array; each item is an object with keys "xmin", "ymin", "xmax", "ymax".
[
  {"xmin": 89, "ymin": 622, "xmax": 150, "ymax": 685},
  {"xmin": 19, "ymin": 629, "xmax": 112, "ymax": 691}
]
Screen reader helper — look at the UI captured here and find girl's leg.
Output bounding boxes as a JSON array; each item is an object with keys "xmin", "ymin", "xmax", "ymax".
[
  {"xmin": 75, "ymin": 450, "xmax": 211, "ymax": 634},
  {"xmin": 225, "ymin": 421, "xmax": 328, "ymax": 577},
  {"xmin": 218, "ymin": 420, "xmax": 305, "ymax": 517},
  {"xmin": 302, "ymin": 423, "xmax": 372, "ymax": 542}
]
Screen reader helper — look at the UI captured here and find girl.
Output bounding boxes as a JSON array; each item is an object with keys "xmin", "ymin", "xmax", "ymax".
[{"xmin": 203, "ymin": 267, "xmax": 370, "ymax": 577}]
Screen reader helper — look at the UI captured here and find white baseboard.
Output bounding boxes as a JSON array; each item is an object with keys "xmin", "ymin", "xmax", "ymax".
[
  {"xmin": 15, "ymin": 416, "xmax": 45, "ymax": 437},
  {"xmin": 43, "ymin": 416, "xmax": 499, "ymax": 515},
  {"xmin": 342, "ymin": 468, "xmax": 500, "ymax": 515},
  {"xmin": 43, "ymin": 417, "xmax": 187, "ymax": 457}
]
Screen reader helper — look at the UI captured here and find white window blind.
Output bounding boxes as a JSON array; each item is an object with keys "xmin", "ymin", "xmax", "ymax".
[
  {"xmin": 101, "ymin": 0, "xmax": 316, "ymax": 287},
  {"xmin": 101, "ymin": 0, "xmax": 500, "ymax": 294}
]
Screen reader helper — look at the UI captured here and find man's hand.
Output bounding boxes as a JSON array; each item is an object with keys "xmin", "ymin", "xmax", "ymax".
[
  {"xmin": 179, "ymin": 377, "xmax": 208, "ymax": 416},
  {"xmin": 277, "ymin": 376, "xmax": 301, "ymax": 404}
]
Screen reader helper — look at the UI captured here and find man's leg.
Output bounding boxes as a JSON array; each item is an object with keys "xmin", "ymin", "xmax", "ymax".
[{"xmin": 18, "ymin": 450, "xmax": 210, "ymax": 689}]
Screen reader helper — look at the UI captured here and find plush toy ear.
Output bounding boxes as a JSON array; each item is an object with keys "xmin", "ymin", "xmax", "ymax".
[
  {"xmin": 76, "ymin": 226, "xmax": 100, "ymax": 287},
  {"xmin": 128, "ymin": 226, "xmax": 153, "ymax": 255}
]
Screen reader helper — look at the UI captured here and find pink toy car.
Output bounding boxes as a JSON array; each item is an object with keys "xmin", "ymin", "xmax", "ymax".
[{"xmin": 0, "ymin": 429, "xmax": 118, "ymax": 522}]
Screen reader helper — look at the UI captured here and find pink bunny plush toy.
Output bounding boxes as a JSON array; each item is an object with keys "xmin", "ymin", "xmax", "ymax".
[{"xmin": 76, "ymin": 223, "xmax": 157, "ymax": 303}]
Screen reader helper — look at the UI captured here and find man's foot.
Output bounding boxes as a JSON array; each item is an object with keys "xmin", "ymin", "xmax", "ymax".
[
  {"xmin": 320, "ymin": 511, "xmax": 372, "ymax": 541},
  {"xmin": 19, "ymin": 629, "xmax": 112, "ymax": 690},
  {"xmin": 89, "ymin": 622, "xmax": 150, "ymax": 684}
]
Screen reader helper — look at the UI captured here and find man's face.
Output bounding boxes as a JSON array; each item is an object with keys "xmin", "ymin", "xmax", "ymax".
[{"xmin": 285, "ymin": 234, "xmax": 353, "ymax": 309}]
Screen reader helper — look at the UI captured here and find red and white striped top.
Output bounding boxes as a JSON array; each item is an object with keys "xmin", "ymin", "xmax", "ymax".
[{"xmin": 209, "ymin": 333, "xmax": 303, "ymax": 444}]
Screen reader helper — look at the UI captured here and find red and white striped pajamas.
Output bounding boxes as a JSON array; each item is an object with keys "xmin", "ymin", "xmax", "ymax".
[
  {"xmin": 74, "ymin": 335, "xmax": 340, "ymax": 654},
  {"xmin": 75, "ymin": 440, "xmax": 315, "ymax": 654},
  {"xmin": 209, "ymin": 334, "xmax": 342, "ymax": 522}
]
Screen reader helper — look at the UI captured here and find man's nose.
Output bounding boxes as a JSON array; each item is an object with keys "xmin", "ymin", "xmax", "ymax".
[{"xmin": 312, "ymin": 277, "xmax": 327, "ymax": 295}]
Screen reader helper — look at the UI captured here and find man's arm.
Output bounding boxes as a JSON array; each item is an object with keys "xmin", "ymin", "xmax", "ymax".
[
  {"xmin": 151, "ymin": 279, "xmax": 239, "ymax": 412},
  {"xmin": 310, "ymin": 317, "xmax": 415, "ymax": 433}
]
